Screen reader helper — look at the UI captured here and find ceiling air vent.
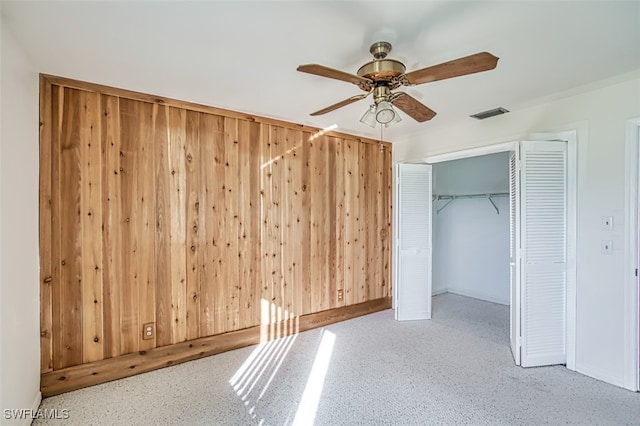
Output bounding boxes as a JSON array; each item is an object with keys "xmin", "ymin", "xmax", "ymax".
[{"xmin": 470, "ymin": 107, "xmax": 509, "ymax": 120}]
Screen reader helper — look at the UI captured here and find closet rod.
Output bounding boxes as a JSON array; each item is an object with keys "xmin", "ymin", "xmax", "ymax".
[{"xmin": 433, "ymin": 192, "xmax": 509, "ymax": 214}]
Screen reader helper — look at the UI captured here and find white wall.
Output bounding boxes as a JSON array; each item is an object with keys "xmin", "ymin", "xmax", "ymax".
[
  {"xmin": 0, "ymin": 17, "xmax": 42, "ymax": 424},
  {"xmin": 395, "ymin": 72, "xmax": 640, "ymax": 389},
  {"xmin": 1, "ymin": 9, "xmax": 3, "ymax": 418},
  {"xmin": 432, "ymin": 153, "xmax": 510, "ymax": 305}
]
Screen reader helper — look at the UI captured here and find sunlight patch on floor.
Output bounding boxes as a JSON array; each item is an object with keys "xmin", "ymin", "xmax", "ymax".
[
  {"xmin": 229, "ymin": 333, "xmax": 298, "ymax": 401},
  {"xmin": 292, "ymin": 329, "xmax": 336, "ymax": 426}
]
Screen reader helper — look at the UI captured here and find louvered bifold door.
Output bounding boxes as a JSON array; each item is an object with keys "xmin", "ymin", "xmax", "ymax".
[
  {"xmin": 395, "ymin": 163, "xmax": 432, "ymax": 321},
  {"xmin": 509, "ymin": 150, "xmax": 521, "ymax": 365},
  {"xmin": 520, "ymin": 141, "xmax": 567, "ymax": 367}
]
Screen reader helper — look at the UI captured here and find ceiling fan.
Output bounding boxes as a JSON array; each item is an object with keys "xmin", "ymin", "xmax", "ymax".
[{"xmin": 297, "ymin": 41, "xmax": 499, "ymax": 126}]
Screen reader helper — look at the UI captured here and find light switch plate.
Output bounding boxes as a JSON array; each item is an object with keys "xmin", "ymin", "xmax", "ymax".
[
  {"xmin": 602, "ymin": 240, "xmax": 613, "ymax": 254},
  {"xmin": 602, "ymin": 216, "xmax": 613, "ymax": 231}
]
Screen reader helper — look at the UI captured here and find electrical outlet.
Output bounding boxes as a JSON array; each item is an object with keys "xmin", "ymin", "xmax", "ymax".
[
  {"xmin": 337, "ymin": 289, "xmax": 344, "ymax": 302},
  {"xmin": 142, "ymin": 322, "xmax": 155, "ymax": 340}
]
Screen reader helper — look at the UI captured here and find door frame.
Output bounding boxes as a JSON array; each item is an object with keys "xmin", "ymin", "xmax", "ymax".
[
  {"xmin": 418, "ymin": 132, "xmax": 577, "ymax": 371},
  {"xmin": 624, "ymin": 117, "xmax": 640, "ymax": 391}
]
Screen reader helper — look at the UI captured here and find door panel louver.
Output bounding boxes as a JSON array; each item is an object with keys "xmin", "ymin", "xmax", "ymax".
[
  {"xmin": 520, "ymin": 141, "xmax": 567, "ymax": 367},
  {"xmin": 524, "ymin": 270, "xmax": 566, "ymax": 355},
  {"xmin": 399, "ymin": 169, "xmax": 431, "ymax": 250},
  {"xmin": 524, "ymin": 151, "xmax": 566, "ymax": 263}
]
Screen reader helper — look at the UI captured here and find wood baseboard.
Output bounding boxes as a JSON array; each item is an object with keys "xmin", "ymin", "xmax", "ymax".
[{"xmin": 41, "ymin": 298, "xmax": 391, "ymax": 397}]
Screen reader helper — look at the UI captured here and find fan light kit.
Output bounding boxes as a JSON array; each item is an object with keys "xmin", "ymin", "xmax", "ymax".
[
  {"xmin": 360, "ymin": 100, "xmax": 402, "ymax": 128},
  {"xmin": 297, "ymin": 41, "xmax": 499, "ymax": 127}
]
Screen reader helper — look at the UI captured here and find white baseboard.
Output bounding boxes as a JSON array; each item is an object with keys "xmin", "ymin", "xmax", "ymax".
[
  {"xmin": 442, "ymin": 288, "xmax": 509, "ymax": 306},
  {"xmin": 31, "ymin": 391, "xmax": 42, "ymax": 412},
  {"xmin": 432, "ymin": 288, "xmax": 448, "ymax": 296},
  {"xmin": 22, "ymin": 392, "xmax": 43, "ymax": 426}
]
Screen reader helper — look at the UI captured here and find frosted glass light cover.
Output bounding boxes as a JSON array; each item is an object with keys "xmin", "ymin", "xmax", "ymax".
[
  {"xmin": 360, "ymin": 105, "xmax": 377, "ymax": 128},
  {"xmin": 385, "ymin": 110, "xmax": 402, "ymax": 127},
  {"xmin": 375, "ymin": 101, "xmax": 395, "ymax": 124}
]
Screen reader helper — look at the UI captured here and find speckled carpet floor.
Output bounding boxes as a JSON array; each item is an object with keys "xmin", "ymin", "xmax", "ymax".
[{"xmin": 35, "ymin": 293, "xmax": 640, "ymax": 425}]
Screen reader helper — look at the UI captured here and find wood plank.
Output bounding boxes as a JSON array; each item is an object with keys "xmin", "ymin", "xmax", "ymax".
[
  {"xmin": 137, "ymin": 101, "xmax": 156, "ymax": 351},
  {"xmin": 382, "ymin": 145, "xmax": 392, "ymax": 298},
  {"xmin": 41, "ymin": 298, "xmax": 391, "ymax": 397},
  {"xmin": 39, "ymin": 77, "xmax": 54, "ymax": 373},
  {"xmin": 289, "ymin": 130, "xmax": 305, "ymax": 320},
  {"xmin": 268, "ymin": 125, "xmax": 284, "ymax": 338},
  {"xmin": 343, "ymin": 139, "xmax": 358, "ymax": 306},
  {"xmin": 261, "ymin": 125, "xmax": 275, "ymax": 338},
  {"xmin": 224, "ymin": 117, "xmax": 240, "ymax": 332},
  {"xmin": 309, "ymin": 136, "xmax": 323, "ymax": 313},
  {"xmin": 320, "ymin": 135, "xmax": 332, "ymax": 311},
  {"xmin": 282, "ymin": 128, "xmax": 299, "ymax": 333},
  {"xmin": 279, "ymin": 126, "xmax": 294, "ymax": 335},
  {"xmin": 363, "ymin": 142, "xmax": 375, "ymax": 300},
  {"xmin": 58, "ymin": 87, "xmax": 84, "ymax": 368},
  {"xmin": 50, "ymin": 84, "xmax": 64, "ymax": 370},
  {"xmin": 372, "ymin": 144, "xmax": 384, "ymax": 300},
  {"xmin": 248, "ymin": 121, "xmax": 263, "ymax": 329},
  {"xmin": 101, "ymin": 95, "xmax": 122, "ymax": 358},
  {"xmin": 356, "ymin": 141, "xmax": 368, "ymax": 303},
  {"xmin": 197, "ymin": 113, "xmax": 218, "ymax": 337},
  {"xmin": 259, "ymin": 124, "xmax": 271, "ymax": 339},
  {"xmin": 333, "ymin": 137, "xmax": 345, "ymax": 308},
  {"xmin": 361, "ymin": 142, "xmax": 370, "ymax": 301},
  {"xmin": 327, "ymin": 137, "xmax": 337, "ymax": 309},
  {"xmin": 275, "ymin": 125, "xmax": 287, "ymax": 337},
  {"xmin": 210, "ymin": 115, "xmax": 227, "ymax": 335},
  {"xmin": 154, "ymin": 104, "xmax": 172, "ymax": 347},
  {"xmin": 237, "ymin": 119, "xmax": 253, "ymax": 330},
  {"xmin": 169, "ymin": 107, "xmax": 187, "ymax": 344},
  {"xmin": 185, "ymin": 110, "xmax": 201, "ymax": 341},
  {"xmin": 80, "ymin": 90, "xmax": 104, "ymax": 363},
  {"xmin": 323, "ymin": 135, "xmax": 332, "ymax": 310},
  {"xmin": 118, "ymin": 98, "xmax": 141, "ymax": 355},
  {"xmin": 300, "ymin": 131, "xmax": 312, "ymax": 316}
]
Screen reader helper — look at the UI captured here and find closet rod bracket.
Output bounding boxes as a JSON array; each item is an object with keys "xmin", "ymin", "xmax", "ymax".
[{"xmin": 487, "ymin": 194, "xmax": 500, "ymax": 215}]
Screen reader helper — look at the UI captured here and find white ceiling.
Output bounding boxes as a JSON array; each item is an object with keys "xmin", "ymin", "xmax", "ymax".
[{"xmin": 2, "ymin": 1, "xmax": 639, "ymax": 141}]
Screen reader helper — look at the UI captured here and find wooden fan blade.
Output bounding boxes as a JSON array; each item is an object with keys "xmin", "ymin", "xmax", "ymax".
[
  {"xmin": 403, "ymin": 52, "xmax": 499, "ymax": 85},
  {"xmin": 297, "ymin": 64, "xmax": 372, "ymax": 85},
  {"xmin": 390, "ymin": 93, "xmax": 436, "ymax": 122},
  {"xmin": 310, "ymin": 93, "xmax": 369, "ymax": 116}
]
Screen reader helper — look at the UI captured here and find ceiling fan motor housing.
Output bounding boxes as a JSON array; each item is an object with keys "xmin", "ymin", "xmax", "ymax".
[
  {"xmin": 356, "ymin": 41, "xmax": 406, "ymax": 91},
  {"xmin": 357, "ymin": 59, "xmax": 406, "ymax": 90}
]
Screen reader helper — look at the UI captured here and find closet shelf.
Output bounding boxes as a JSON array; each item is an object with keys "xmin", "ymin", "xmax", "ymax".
[{"xmin": 433, "ymin": 192, "xmax": 509, "ymax": 214}]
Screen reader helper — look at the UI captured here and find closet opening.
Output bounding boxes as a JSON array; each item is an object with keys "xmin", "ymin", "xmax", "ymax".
[
  {"xmin": 431, "ymin": 151, "xmax": 512, "ymax": 346},
  {"xmin": 396, "ymin": 134, "xmax": 575, "ymax": 367}
]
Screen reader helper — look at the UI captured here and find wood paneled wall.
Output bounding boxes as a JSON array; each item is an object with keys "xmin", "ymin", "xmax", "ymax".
[{"xmin": 39, "ymin": 75, "xmax": 392, "ymax": 381}]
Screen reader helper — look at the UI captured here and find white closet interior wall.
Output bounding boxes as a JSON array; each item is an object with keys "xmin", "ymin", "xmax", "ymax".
[{"xmin": 433, "ymin": 152, "xmax": 511, "ymax": 305}]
